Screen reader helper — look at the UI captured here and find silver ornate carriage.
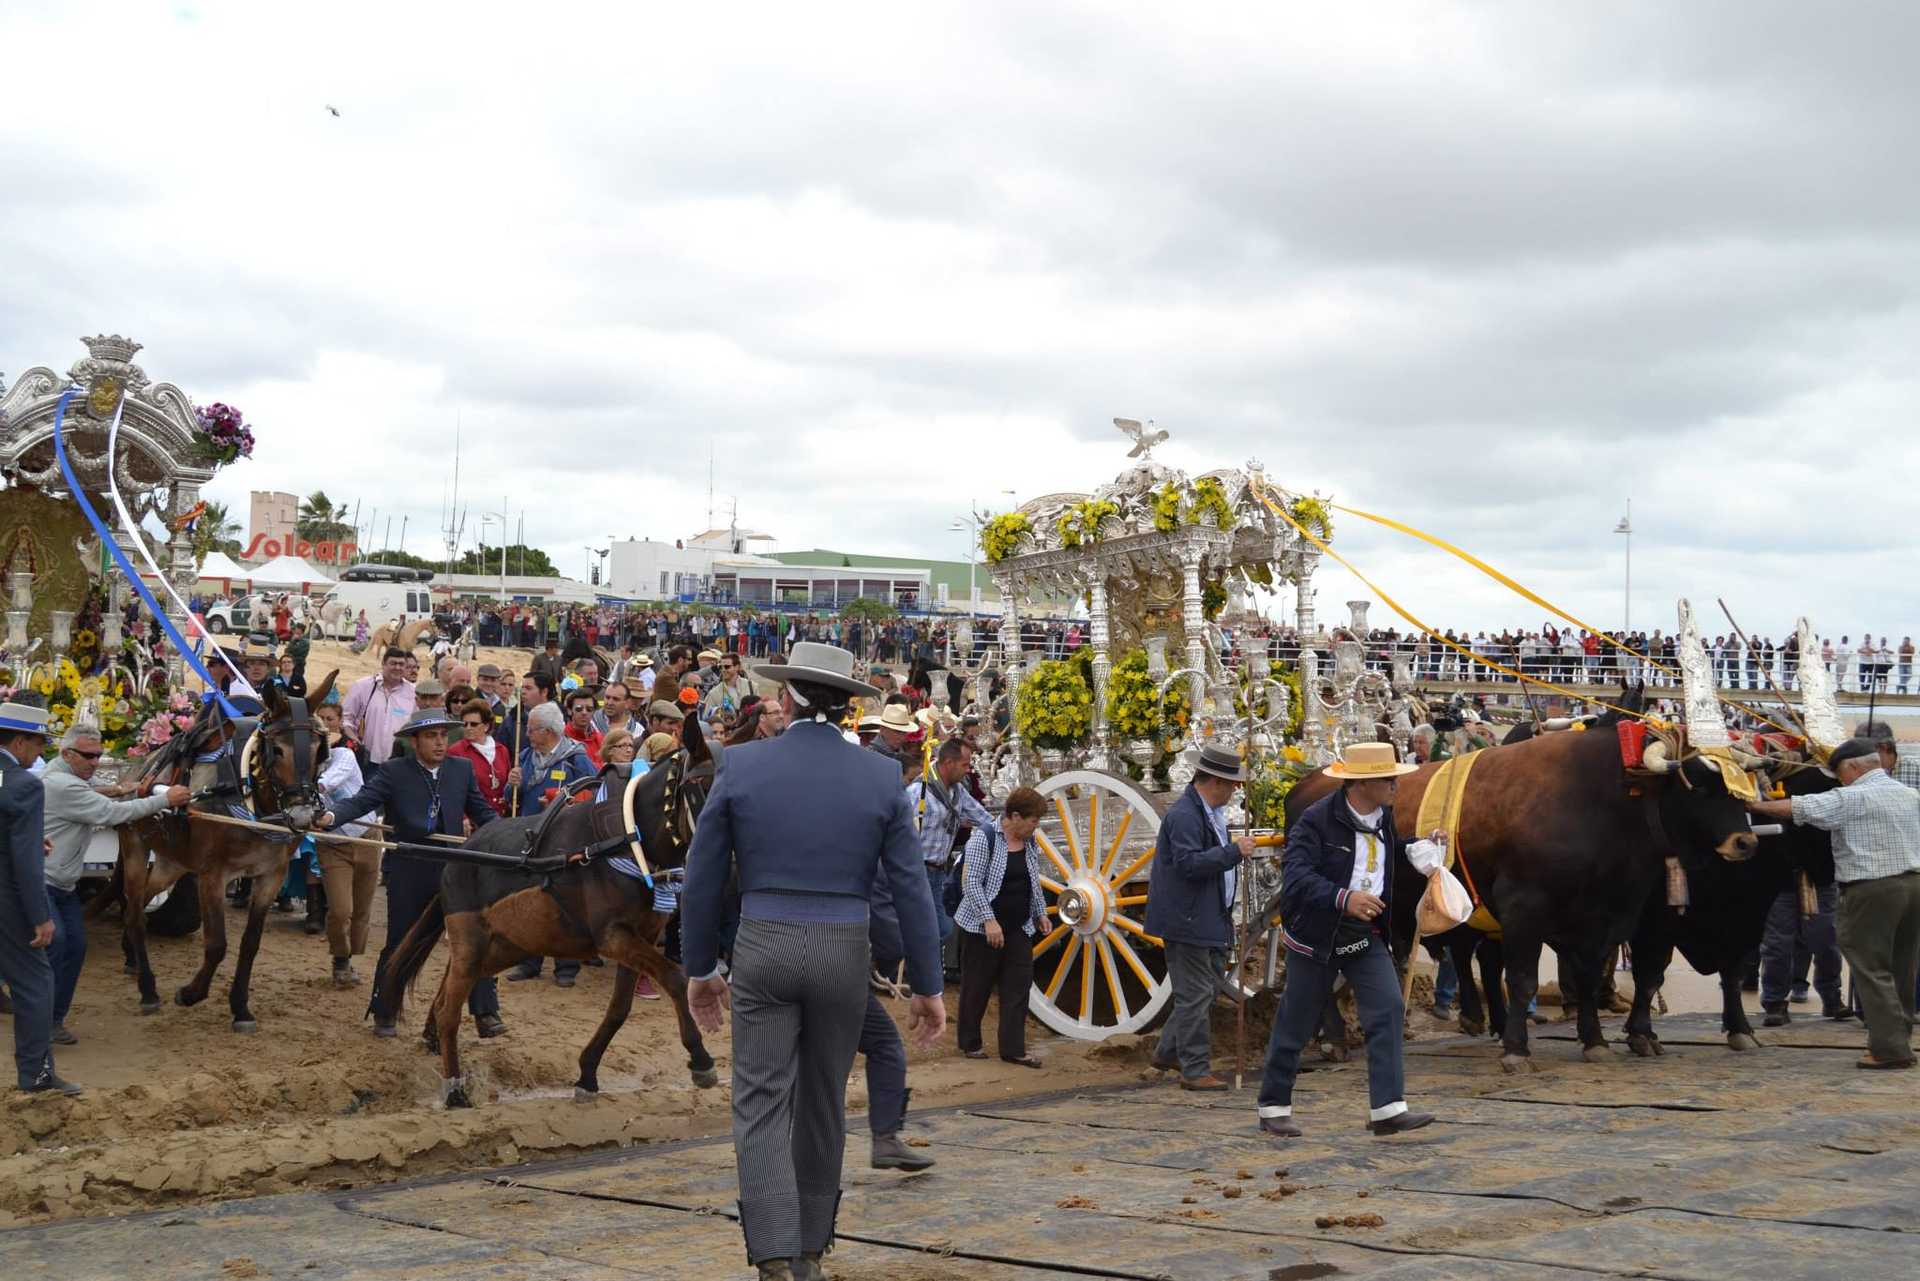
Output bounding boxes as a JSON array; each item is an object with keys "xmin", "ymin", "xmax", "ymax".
[{"xmin": 936, "ymin": 428, "xmax": 1412, "ymax": 1040}]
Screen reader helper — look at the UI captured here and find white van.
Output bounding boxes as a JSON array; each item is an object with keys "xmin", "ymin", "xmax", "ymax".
[{"xmin": 317, "ymin": 581, "xmax": 436, "ymax": 639}]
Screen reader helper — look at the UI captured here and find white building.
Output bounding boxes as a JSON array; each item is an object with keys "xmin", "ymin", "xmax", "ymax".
[{"xmin": 606, "ymin": 532, "xmax": 929, "ymax": 608}]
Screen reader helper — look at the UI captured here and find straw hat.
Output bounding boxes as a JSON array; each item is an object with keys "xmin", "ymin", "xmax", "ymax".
[
  {"xmin": 875, "ymin": 703, "xmax": 917, "ymax": 733},
  {"xmin": 0, "ymin": 701, "xmax": 52, "ymax": 738},
  {"xmin": 1324, "ymin": 742, "xmax": 1418, "ymax": 780}
]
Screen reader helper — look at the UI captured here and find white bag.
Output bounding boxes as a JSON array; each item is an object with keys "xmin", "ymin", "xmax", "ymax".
[{"xmin": 1417, "ymin": 866, "xmax": 1474, "ymax": 935}]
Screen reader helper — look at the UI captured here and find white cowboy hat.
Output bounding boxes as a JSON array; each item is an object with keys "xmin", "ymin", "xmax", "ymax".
[
  {"xmin": 875, "ymin": 703, "xmax": 917, "ymax": 733},
  {"xmin": 1325, "ymin": 741, "xmax": 1419, "ymax": 780},
  {"xmin": 754, "ymin": 642, "xmax": 880, "ymax": 700}
]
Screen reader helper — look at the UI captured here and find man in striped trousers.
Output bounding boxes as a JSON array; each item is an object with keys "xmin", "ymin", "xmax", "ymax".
[{"xmin": 683, "ymin": 643, "xmax": 946, "ymax": 1281}]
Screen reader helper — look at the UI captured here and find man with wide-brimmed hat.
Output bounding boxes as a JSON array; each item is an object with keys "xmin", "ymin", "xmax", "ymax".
[
  {"xmin": 681, "ymin": 642, "xmax": 946, "ymax": 1281},
  {"xmin": 1257, "ymin": 742, "xmax": 1436, "ymax": 1139},
  {"xmin": 0, "ymin": 701, "xmax": 78, "ymax": 1094},
  {"xmin": 319, "ymin": 706, "xmax": 504, "ymax": 1039},
  {"xmin": 868, "ymin": 702, "xmax": 915, "ymax": 754},
  {"xmin": 1145, "ymin": 743, "xmax": 1257, "ymax": 1091}
]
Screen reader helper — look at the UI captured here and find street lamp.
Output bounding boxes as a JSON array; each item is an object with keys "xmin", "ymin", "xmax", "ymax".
[
  {"xmin": 954, "ymin": 490, "xmax": 1017, "ymax": 618},
  {"xmin": 480, "ymin": 505, "xmax": 509, "ymax": 603},
  {"xmin": 1612, "ymin": 500, "xmax": 1632, "ymax": 636}
]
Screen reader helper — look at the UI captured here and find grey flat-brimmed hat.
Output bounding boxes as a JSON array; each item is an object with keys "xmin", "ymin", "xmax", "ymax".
[
  {"xmin": 394, "ymin": 708, "xmax": 461, "ymax": 737},
  {"xmin": 754, "ymin": 642, "xmax": 879, "ymax": 700},
  {"xmin": 1193, "ymin": 743, "xmax": 1247, "ymax": 783}
]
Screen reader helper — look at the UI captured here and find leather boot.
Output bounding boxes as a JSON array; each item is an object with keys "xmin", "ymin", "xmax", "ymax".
[
  {"xmin": 755, "ymin": 1261, "xmax": 796, "ymax": 1281},
  {"xmin": 793, "ymin": 1255, "xmax": 827, "ymax": 1281},
  {"xmin": 871, "ymin": 1132, "xmax": 934, "ymax": 1171}
]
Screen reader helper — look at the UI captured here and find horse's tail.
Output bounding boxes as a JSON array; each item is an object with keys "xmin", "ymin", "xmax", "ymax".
[{"xmin": 380, "ymin": 894, "xmax": 448, "ymax": 1016}]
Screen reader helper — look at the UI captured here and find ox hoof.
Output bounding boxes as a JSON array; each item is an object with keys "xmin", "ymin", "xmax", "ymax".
[
  {"xmin": 1582, "ymin": 1044, "xmax": 1611, "ymax": 1063},
  {"xmin": 440, "ymin": 1078, "xmax": 472, "ymax": 1109},
  {"xmin": 232, "ymin": 1019, "xmax": 258, "ymax": 1034},
  {"xmin": 174, "ymin": 988, "xmax": 205, "ymax": 1008},
  {"xmin": 1727, "ymin": 1032, "xmax": 1760, "ymax": 1052},
  {"xmin": 1627, "ymin": 1033, "xmax": 1659, "ymax": 1058},
  {"xmin": 1459, "ymin": 1017, "xmax": 1485, "ymax": 1038},
  {"xmin": 445, "ymin": 1089, "xmax": 471, "ymax": 1110},
  {"xmin": 1318, "ymin": 1042, "xmax": 1351, "ymax": 1064},
  {"xmin": 691, "ymin": 1068, "xmax": 720, "ymax": 1090},
  {"xmin": 139, "ymin": 1001, "xmax": 162, "ymax": 1016},
  {"xmin": 574, "ymin": 1085, "xmax": 598, "ymax": 1103},
  {"xmin": 1499, "ymin": 1054, "xmax": 1536, "ymax": 1075}
]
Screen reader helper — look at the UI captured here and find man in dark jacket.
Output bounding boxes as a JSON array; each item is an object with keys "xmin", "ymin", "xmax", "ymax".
[
  {"xmin": 1258, "ymin": 743, "xmax": 1436, "ymax": 1139},
  {"xmin": 0, "ymin": 702, "xmax": 76, "ymax": 1095},
  {"xmin": 1145, "ymin": 744, "xmax": 1255, "ymax": 1091},
  {"xmin": 319, "ymin": 708, "xmax": 502, "ymax": 1038}
]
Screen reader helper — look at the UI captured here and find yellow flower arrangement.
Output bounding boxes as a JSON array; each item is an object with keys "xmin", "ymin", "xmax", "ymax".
[
  {"xmin": 1151, "ymin": 483, "xmax": 1183, "ymax": 532},
  {"xmin": 1055, "ymin": 498, "xmax": 1119, "ymax": 550},
  {"xmin": 1191, "ymin": 477, "xmax": 1234, "ymax": 530},
  {"xmin": 1244, "ymin": 753, "xmax": 1313, "ymax": 829},
  {"xmin": 981, "ymin": 512, "xmax": 1033, "ymax": 564},
  {"xmin": 74, "ymin": 629, "xmax": 96, "ymax": 650},
  {"xmin": 1104, "ymin": 649, "xmax": 1190, "ymax": 744},
  {"xmin": 1287, "ymin": 494, "xmax": 1334, "ymax": 542},
  {"xmin": 1014, "ymin": 659, "xmax": 1092, "ymax": 750}
]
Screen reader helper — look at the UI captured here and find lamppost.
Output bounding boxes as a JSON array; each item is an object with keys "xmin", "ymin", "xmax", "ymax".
[
  {"xmin": 584, "ymin": 545, "xmax": 608, "ymax": 591},
  {"xmin": 1613, "ymin": 500, "xmax": 1632, "ymax": 636},
  {"xmin": 480, "ymin": 506, "xmax": 509, "ymax": 603},
  {"xmin": 954, "ymin": 491, "xmax": 1017, "ymax": 618}
]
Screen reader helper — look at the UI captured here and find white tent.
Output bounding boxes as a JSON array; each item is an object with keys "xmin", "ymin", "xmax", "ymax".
[
  {"xmin": 195, "ymin": 550, "xmax": 250, "ymax": 585},
  {"xmin": 248, "ymin": 555, "xmax": 335, "ymax": 590}
]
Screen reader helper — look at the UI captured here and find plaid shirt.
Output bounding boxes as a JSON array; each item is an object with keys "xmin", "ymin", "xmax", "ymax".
[
  {"xmin": 1791, "ymin": 769, "xmax": 1920, "ymax": 883},
  {"xmin": 1894, "ymin": 752, "xmax": 1920, "ymax": 792},
  {"xmin": 905, "ymin": 776, "xmax": 994, "ymax": 867}
]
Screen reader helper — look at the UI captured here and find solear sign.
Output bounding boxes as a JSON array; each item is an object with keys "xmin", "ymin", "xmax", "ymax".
[{"xmin": 241, "ymin": 535, "xmax": 359, "ymax": 564}]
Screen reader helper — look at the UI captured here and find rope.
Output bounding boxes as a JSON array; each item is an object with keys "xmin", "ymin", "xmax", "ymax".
[
  {"xmin": 1321, "ymin": 498, "xmax": 1798, "ymax": 736},
  {"xmin": 1248, "ymin": 478, "xmax": 1655, "ymax": 723}
]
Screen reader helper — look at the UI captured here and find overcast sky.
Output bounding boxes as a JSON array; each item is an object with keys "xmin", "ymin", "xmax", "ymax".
[{"xmin": 4, "ymin": 1, "xmax": 1915, "ymax": 642}]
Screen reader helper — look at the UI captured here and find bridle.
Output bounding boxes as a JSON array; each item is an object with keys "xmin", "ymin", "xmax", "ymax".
[{"xmin": 250, "ymin": 696, "xmax": 323, "ymax": 818}]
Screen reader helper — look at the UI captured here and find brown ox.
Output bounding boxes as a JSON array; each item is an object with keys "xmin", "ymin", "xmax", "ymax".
[{"xmin": 1285, "ymin": 727, "xmax": 1758, "ymax": 1071}]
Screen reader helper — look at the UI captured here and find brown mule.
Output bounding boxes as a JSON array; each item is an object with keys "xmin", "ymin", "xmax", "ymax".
[
  {"xmin": 92, "ymin": 673, "xmax": 336, "ymax": 1031},
  {"xmin": 380, "ymin": 752, "xmax": 716, "ymax": 1107}
]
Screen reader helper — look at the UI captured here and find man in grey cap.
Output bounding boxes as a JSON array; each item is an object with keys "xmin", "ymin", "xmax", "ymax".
[
  {"xmin": 0, "ymin": 701, "xmax": 78, "ymax": 1094},
  {"xmin": 1751, "ymin": 737, "xmax": 1920, "ymax": 1068}
]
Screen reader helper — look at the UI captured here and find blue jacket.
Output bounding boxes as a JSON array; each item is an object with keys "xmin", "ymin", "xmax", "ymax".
[
  {"xmin": 0, "ymin": 748, "xmax": 49, "ymax": 928},
  {"xmin": 1144, "ymin": 784, "xmax": 1241, "ymax": 948},
  {"xmin": 512, "ymin": 738, "xmax": 598, "ymax": 816},
  {"xmin": 681, "ymin": 720, "xmax": 942, "ymax": 996},
  {"xmin": 328, "ymin": 753, "xmax": 497, "ymax": 848},
  {"xmin": 1279, "ymin": 786, "xmax": 1403, "ymax": 963}
]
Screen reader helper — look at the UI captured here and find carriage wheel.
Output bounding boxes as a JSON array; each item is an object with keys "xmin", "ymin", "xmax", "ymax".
[{"xmin": 1028, "ymin": 770, "xmax": 1171, "ymax": 1040}]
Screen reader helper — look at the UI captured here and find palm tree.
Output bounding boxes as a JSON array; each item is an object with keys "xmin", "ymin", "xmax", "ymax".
[
  {"xmin": 191, "ymin": 501, "xmax": 243, "ymax": 564},
  {"xmin": 296, "ymin": 491, "xmax": 354, "ymax": 542}
]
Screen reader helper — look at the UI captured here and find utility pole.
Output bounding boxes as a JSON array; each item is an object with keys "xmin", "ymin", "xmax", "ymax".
[{"xmin": 1613, "ymin": 500, "xmax": 1633, "ymax": 636}]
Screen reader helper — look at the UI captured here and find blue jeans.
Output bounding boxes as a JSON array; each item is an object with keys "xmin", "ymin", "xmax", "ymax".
[
  {"xmin": 47, "ymin": 886, "xmax": 87, "ymax": 1027},
  {"xmin": 1260, "ymin": 936, "xmax": 1406, "ymax": 1118},
  {"xmin": 926, "ymin": 865, "xmax": 955, "ymax": 942},
  {"xmin": 1432, "ymin": 950, "xmax": 1459, "ymax": 1011}
]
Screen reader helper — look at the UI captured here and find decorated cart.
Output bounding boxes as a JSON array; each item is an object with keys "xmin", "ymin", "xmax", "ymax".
[{"xmin": 941, "ymin": 423, "xmax": 1417, "ymax": 1041}]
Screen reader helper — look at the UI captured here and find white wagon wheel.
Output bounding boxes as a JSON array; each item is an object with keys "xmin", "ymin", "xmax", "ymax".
[{"xmin": 1028, "ymin": 769, "xmax": 1171, "ymax": 1040}]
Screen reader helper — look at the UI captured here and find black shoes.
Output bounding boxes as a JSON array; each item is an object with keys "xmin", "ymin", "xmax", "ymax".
[
  {"xmin": 1823, "ymin": 1004, "xmax": 1857, "ymax": 1021},
  {"xmin": 1762, "ymin": 1006, "xmax": 1790, "ymax": 1027},
  {"xmin": 1260, "ymin": 1116, "xmax": 1303, "ymax": 1139},
  {"xmin": 1369, "ymin": 1110, "xmax": 1435, "ymax": 1136},
  {"xmin": 476, "ymin": 1014, "xmax": 508, "ymax": 1039}
]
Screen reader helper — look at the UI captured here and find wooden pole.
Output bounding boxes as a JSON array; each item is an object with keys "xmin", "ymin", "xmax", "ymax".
[
  {"xmin": 1235, "ymin": 696, "xmax": 1255, "ymax": 1091},
  {"xmin": 1716, "ymin": 598, "xmax": 1808, "ymax": 739},
  {"xmin": 509, "ymin": 701, "xmax": 525, "ymax": 818}
]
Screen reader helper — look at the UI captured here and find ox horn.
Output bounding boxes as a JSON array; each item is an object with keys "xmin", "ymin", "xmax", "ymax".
[{"xmin": 1641, "ymin": 740, "xmax": 1676, "ymax": 774}]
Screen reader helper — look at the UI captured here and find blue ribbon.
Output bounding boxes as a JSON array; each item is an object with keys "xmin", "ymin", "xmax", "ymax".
[{"xmin": 49, "ymin": 387, "xmax": 243, "ymax": 718}]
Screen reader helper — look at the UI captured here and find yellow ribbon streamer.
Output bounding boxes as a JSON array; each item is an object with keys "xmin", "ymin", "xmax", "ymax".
[
  {"xmin": 1324, "ymin": 501, "xmax": 1795, "ymax": 737},
  {"xmin": 1249, "ymin": 478, "xmax": 1655, "ymax": 723}
]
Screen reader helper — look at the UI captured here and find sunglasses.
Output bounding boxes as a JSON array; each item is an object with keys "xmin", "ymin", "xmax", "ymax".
[
  {"xmin": 462, "ymin": 719, "xmax": 486, "ymax": 727},
  {"xmin": 67, "ymin": 748, "xmax": 103, "ymax": 760}
]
